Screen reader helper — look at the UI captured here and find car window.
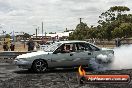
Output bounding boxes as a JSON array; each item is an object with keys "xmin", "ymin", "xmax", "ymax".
[
  {"xmin": 54, "ymin": 43, "xmax": 75, "ymax": 53},
  {"xmin": 75, "ymin": 43, "xmax": 85, "ymax": 51},
  {"xmin": 89, "ymin": 44, "xmax": 100, "ymax": 51},
  {"xmin": 75, "ymin": 42, "xmax": 99, "ymax": 52},
  {"xmin": 75, "ymin": 43, "xmax": 91, "ymax": 51},
  {"xmin": 45, "ymin": 43, "xmax": 61, "ymax": 52}
]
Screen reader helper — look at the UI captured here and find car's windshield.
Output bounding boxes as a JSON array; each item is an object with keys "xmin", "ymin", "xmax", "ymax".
[{"xmin": 44, "ymin": 43, "xmax": 62, "ymax": 52}]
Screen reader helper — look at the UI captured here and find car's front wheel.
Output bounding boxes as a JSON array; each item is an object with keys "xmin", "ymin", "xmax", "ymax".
[{"xmin": 32, "ymin": 59, "xmax": 47, "ymax": 73}]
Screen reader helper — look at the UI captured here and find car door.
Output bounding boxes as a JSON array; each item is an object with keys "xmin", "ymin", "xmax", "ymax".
[
  {"xmin": 72, "ymin": 42, "xmax": 94, "ymax": 67},
  {"xmin": 50, "ymin": 43, "xmax": 74, "ymax": 67},
  {"xmin": 88, "ymin": 43, "xmax": 101, "ymax": 58}
]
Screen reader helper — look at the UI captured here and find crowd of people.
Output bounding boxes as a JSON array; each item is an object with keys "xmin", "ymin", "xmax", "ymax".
[
  {"xmin": 3, "ymin": 42, "xmax": 15, "ymax": 51},
  {"xmin": 2, "ymin": 37, "xmax": 47, "ymax": 52},
  {"xmin": 27, "ymin": 38, "xmax": 47, "ymax": 51},
  {"xmin": 2, "ymin": 37, "xmax": 125, "ymax": 52}
]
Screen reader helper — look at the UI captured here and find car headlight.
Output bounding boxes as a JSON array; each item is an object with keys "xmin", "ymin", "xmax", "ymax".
[{"xmin": 15, "ymin": 58, "xmax": 28, "ymax": 61}]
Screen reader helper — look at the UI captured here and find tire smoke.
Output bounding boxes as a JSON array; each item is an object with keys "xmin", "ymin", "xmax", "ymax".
[
  {"xmin": 89, "ymin": 44, "xmax": 132, "ymax": 71},
  {"xmin": 111, "ymin": 44, "xmax": 132, "ymax": 70}
]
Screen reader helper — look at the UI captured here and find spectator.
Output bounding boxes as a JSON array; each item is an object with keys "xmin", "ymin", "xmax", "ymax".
[
  {"xmin": 27, "ymin": 38, "xmax": 35, "ymax": 51},
  {"xmin": 115, "ymin": 38, "xmax": 122, "ymax": 47},
  {"xmin": 34, "ymin": 42, "xmax": 39, "ymax": 51},
  {"xmin": 3, "ymin": 42, "xmax": 9, "ymax": 51},
  {"xmin": 10, "ymin": 43, "xmax": 15, "ymax": 51},
  {"xmin": 40, "ymin": 40, "xmax": 46, "ymax": 45},
  {"xmin": 115, "ymin": 38, "xmax": 118, "ymax": 47},
  {"xmin": 92, "ymin": 38, "xmax": 96, "ymax": 45}
]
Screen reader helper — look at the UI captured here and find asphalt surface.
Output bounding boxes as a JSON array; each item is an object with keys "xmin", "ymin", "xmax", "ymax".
[{"xmin": 0, "ymin": 59, "xmax": 132, "ymax": 88}]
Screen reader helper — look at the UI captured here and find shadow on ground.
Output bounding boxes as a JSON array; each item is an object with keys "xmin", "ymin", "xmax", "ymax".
[{"xmin": 14, "ymin": 67, "xmax": 94, "ymax": 74}]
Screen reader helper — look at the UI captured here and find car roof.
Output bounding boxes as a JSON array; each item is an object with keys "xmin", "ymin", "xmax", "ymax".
[
  {"xmin": 55, "ymin": 40, "xmax": 100, "ymax": 48},
  {"xmin": 53, "ymin": 40, "xmax": 101, "ymax": 50},
  {"xmin": 55, "ymin": 40, "xmax": 88, "ymax": 44}
]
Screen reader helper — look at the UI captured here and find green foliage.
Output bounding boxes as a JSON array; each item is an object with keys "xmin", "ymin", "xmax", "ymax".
[
  {"xmin": 23, "ymin": 33, "xmax": 31, "ymax": 38},
  {"xmin": 5, "ymin": 34, "xmax": 11, "ymax": 38},
  {"xmin": 69, "ymin": 22, "xmax": 89, "ymax": 40},
  {"xmin": 69, "ymin": 6, "xmax": 132, "ymax": 40},
  {"xmin": 110, "ymin": 6, "xmax": 130, "ymax": 13}
]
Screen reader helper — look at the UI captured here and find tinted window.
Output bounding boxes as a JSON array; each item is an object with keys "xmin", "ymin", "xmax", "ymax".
[
  {"xmin": 75, "ymin": 43, "xmax": 100, "ymax": 51},
  {"xmin": 75, "ymin": 43, "xmax": 91, "ymax": 51},
  {"xmin": 54, "ymin": 43, "xmax": 75, "ymax": 53},
  {"xmin": 89, "ymin": 44, "xmax": 100, "ymax": 51},
  {"xmin": 45, "ymin": 43, "xmax": 61, "ymax": 52}
]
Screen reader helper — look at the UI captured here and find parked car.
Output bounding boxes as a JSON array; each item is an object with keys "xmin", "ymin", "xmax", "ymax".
[{"xmin": 14, "ymin": 41, "xmax": 114, "ymax": 72}]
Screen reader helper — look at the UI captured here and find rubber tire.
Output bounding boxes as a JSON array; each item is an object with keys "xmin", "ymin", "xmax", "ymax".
[{"xmin": 32, "ymin": 59, "xmax": 47, "ymax": 73}]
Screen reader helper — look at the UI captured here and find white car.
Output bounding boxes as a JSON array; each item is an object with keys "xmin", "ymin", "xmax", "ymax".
[{"xmin": 14, "ymin": 41, "xmax": 114, "ymax": 72}]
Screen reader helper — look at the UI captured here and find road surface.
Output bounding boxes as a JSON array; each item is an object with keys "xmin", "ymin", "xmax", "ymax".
[{"xmin": 0, "ymin": 59, "xmax": 132, "ymax": 88}]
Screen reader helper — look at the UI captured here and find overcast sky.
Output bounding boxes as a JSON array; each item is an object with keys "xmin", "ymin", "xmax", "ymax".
[{"xmin": 0, "ymin": 0, "xmax": 131, "ymax": 34}]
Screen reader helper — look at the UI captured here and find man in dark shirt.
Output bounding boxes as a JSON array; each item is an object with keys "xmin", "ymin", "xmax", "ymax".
[
  {"xmin": 10, "ymin": 43, "xmax": 15, "ymax": 51},
  {"xmin": 27, "ymin": 38, "xmax": 35, "ymax": 51},
  {"xmin": 3, "ymin": 42, "xmax": 9, "ymax": 51}
]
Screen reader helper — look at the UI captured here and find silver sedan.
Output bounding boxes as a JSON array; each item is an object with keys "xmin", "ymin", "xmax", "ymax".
[{"xmin": 14, "ymin": 41, "xmax": 114, "ymax": 72}]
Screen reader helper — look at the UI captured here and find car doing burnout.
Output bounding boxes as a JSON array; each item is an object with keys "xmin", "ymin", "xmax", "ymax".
[{"xmin": 14, "ymin": 41, "xmax": 114, "ymax": 72}]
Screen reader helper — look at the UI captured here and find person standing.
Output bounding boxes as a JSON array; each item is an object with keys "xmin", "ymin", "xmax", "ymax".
[
  {"xmin": 10, "ymin": 43, "xmax": 15, "ymax": 51},
  {"xmin": 115, "ymin": 38, "xmax": 118, "ymax": 47},
  {"xmin": 27, "ymin": 38, "xmax": 35, "ymax": 51},
  {"xmin": 115, "ymin": 38, "xmax": 122, "ymax": 47},
  {"xmin": 3, "ymin": 42, "xmax": 9, "ymax": 51},
  {"xmin": 3, "ymin": 42, "xmax": 7, "ymax": 51}
]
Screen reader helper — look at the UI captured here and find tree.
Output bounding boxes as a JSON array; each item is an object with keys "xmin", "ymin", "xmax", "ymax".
[
  {"xmin": 98, "ymin": 6, "xmax": 131, "ymax": 40},
  {"xmin": 110, "ymin": 6, "xmax": 130, "ymax": 15},
  {"xmin": 119, "ymin": 23, "xmax": 132, "ymax": 38},
  {"xmin": 112, "ymin": 23, "xmax": 132, "ymax": 38},
  {"xmin": 98, "ymin": 6, "xmax": 130, "ymax": 25},
  {"xmin": 112, "ymin": 27, "xmax": 123, "ymax": 38},
  {"xmin": 5, "ymin": 34, "xmax": 11, "ymax": 38},
  {"xmin": 69, "ymin": 22, "xmax": 89, "ymax": 40},
  {"xmin": 23, "ymin": 33, "xmax": 31, "ymax": 39},
  {"xmin": 69, "ymin": 6, "xmax": 132, "ymax": 41}
]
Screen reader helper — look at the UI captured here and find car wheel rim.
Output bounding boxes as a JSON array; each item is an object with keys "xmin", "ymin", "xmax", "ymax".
[{"xmin": 35, "ymin": 61, "xmax": 47, "ymax": 72}]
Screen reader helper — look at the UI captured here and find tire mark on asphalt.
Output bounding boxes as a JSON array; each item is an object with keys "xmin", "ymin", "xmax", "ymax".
[
  {"xmin": 58, "ymin": 73, "xmax": 73, "ymax": 88},
  {"xmin": 57, "ymin": 72, "xmax": 82, "ymax": 88}
]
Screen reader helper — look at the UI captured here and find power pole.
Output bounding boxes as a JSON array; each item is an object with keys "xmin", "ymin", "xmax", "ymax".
[
  {"xmin": 45, "ymin": 32, "xmax": 46, "ymax": 37},
  {"xmin": 38, "ymin": 27, "xmax": 39, "ymax": 34},
  {"xmin": 42, "ymin": 22, "xmax": 43, "ymax": 37},
  {"xmin": 79, "ymin": 18, "xmax": 83, "ymax": 24},
  {"xmin": 36, "ymin": 28, "xmax": 37, "ymax": 38},
  {"xmin": 23, "ymin": 32, "xmax": 26, "ymax": 48}
]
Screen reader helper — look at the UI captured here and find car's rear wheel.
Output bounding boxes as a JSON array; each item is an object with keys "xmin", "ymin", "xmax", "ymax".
[{"xmin": 32, "ymin": 59, "xmax": 47, "ymax": 73}]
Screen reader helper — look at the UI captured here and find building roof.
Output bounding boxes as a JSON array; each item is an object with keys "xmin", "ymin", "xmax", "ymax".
[{"xmin": 33, "ymin": 31, "xmax": 73, "ymax": 37}]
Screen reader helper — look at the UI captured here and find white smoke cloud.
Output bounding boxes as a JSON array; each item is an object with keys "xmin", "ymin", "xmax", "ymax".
[
  {"xmin": 96, "ymin": 54, "xmax": 109, "ymax": 63},
  {"xmin": 89, "ymin": 58, "xmax": 109, "ymax": 71},
  {"xmin": 111, "ymin": 44, "xmax": 132, "ymax": 70},
  {"xmin": 89, "ymin": 44, "xmax": 132, "ymax": 71},
  {"xmin": 89, "ymin": 54, "xmax": 113, "ymax": 71}
]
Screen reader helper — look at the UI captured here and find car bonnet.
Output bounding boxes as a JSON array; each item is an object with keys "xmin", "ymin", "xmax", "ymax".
[{"xmin": 16, "ymin": 51, "xmax": 52, "ymax": 58}]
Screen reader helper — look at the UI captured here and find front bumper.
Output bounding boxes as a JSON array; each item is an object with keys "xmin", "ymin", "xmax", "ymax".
[{"xmin": 14, "ymin": 59, "xmax": 32, "ymax": 69}]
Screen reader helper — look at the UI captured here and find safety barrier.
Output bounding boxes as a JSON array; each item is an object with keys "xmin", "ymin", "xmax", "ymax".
[{"xmin": 0, "ymin": 51, "xmax": 31, "ymax": 59}]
